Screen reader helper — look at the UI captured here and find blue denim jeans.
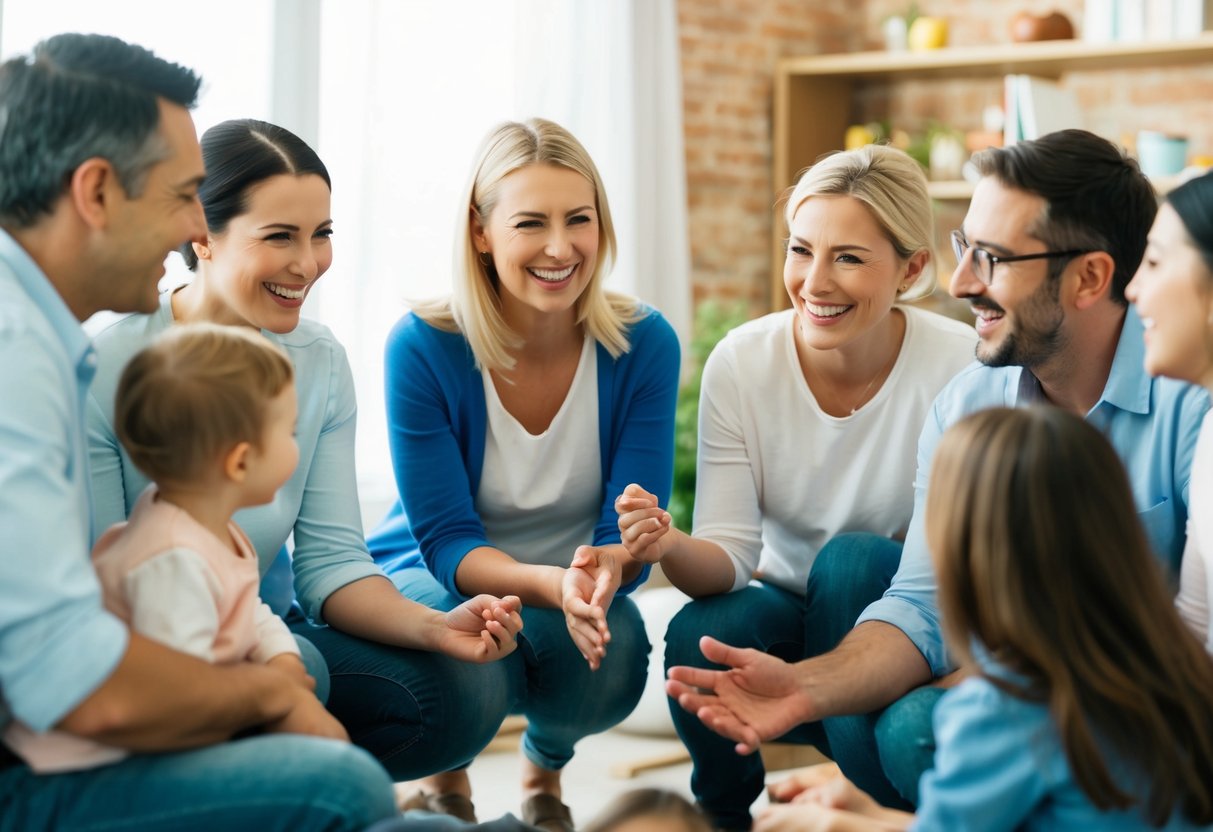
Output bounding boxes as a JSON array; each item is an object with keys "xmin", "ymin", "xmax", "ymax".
[
  {"xmin": 393, "ymin": 566, "xmax": 650, "ymax": 772},
  {"xmin": 664, "ymin": 533, "xmax": 907, "ymax": 830},
  {"xmin": 875, "ymin": 683, "xmax": 945, "ymax": 806},
  {"xmin": 0, "ymin": 734, "xmax": 396, "ymax": 831},
  {"xmin": 289, "ymin": 605, "xmax": 513, "ymax": 781}
]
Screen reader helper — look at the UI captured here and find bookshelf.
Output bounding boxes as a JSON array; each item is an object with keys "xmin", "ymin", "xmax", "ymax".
[{"xmin": 771, "ymin": 34, "xmax": 1213, "ymax": 309}]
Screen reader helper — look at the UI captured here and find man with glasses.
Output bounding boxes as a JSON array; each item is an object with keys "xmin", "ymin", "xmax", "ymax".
[{"xmin": 667, "ymin": 129, "xmax": 1208, "ymax": 812}]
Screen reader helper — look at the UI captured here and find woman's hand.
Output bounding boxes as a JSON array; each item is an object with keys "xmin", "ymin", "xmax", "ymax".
[
  {"xmin": 615, "ymin": 483, "xmax": 675, "ymax": 564},
  {"xmin": 435, "ymin": 594, "xmax": 523, "ymax": 662},
  {"xmin": 561, "ymin": 545, "xmax": 621, "ymax": 670}
]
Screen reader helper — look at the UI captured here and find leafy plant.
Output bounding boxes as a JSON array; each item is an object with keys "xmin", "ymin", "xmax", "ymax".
[{"xmin": 667, "ymin": 300, "xmax": 749, "ymax": 531}]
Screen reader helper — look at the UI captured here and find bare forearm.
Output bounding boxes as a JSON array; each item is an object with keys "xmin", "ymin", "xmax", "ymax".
[
  {"xmin": 456, "ymin": 546, "xmax": 563, "ymax": 607},
  {"xmin": 57, "ymin": 633, "xmax": 297, "ymax": 750},
  {"xmin": 657, "ymin": 529, "xmax": 737, "ymax": 597},
  {"xmin": 320, "ymin": 575, "xmax": 444, "ymax": 651},
  {"xmin": 800, "ymin": 621, "xmax": 932, "ymax": 719}
]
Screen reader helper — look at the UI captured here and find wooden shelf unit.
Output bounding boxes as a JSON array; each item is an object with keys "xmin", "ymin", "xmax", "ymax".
[{"xmin": 770, "ymin": 34, "xmax": 1213, "ymax": 309}]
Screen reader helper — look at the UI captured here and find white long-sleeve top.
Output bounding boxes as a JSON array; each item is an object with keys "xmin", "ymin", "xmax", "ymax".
[
  {"xmin": 692, "ymin": 306, "xmax": 977, "ymax": 595},
  {"xmin": 1177, "ymin": 410, "xmax": 1213, "ymax": 651}
]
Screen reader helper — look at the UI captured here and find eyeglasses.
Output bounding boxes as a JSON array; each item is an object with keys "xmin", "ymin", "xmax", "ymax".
[{"xmin": 950, "ymin": 230, "xmax": 1090, "ymax": 287}]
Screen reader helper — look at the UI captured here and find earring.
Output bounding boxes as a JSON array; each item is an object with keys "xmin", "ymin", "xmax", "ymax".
[
  {"xmin": 478, "ymin": 250, "xmax": 492, "ymax": 266},
  {"xmin": 898, "ymin": 283, "xmax": 909, "ymax": 292}
]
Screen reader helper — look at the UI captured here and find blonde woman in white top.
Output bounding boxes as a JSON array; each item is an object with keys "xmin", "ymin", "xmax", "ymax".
[{"xmin": 615, "ymin": 145, "xmax": 976, "ymax": 829}]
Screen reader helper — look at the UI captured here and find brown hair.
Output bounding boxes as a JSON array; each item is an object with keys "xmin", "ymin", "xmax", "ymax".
[
  {"xmin": 582, "ymin": 789, "xmax": 712, "ymax": 832},
  {"xmin": 115, "ymin": 323, "xmax": 294, "ymax": 485},
  {"xmin": 927, "ymin": 406, "xmax": 1213, "ymax": 825}
]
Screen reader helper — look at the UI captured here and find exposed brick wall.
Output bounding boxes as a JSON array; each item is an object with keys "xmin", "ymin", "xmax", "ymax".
[
  {"xmin": 677, "ymin": 0, "xmax": 859, "ymax": 314},
  {"xmin": 679, "ymin": 0, "xmax": 1213, "ymax": 319}
]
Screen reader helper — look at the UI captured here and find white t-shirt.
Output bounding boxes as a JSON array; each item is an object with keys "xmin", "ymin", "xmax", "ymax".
[
  {"xmin": 476, "ymin": 335, "xmax": 601, "ymax": 567},
  {"xmin": 693, "ymin": 306, "xmax": 978, "ymax": 595},
  {"xmin": 1177, "ymin": 409, "xmax": 1213, "ymax": 652}
]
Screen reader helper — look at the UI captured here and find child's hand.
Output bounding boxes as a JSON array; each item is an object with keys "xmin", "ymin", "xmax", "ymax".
[
  {"xmin": 437, "ymin": 594, "xmax": 523, "ymax": 662},
  {"xmin": 266, "ymin": 653, "xmax": 315, "ymax": 692},
  {"xmin": 264, "ymin": 690, "xmax": 349, "ymax": 742},
  {"xmin": 615, "ymin": 483, "xmax": 674, "ymax": 564},
  {"xmin": 768, "ymin": 762, "xmax": 844, "ymax": 803}
]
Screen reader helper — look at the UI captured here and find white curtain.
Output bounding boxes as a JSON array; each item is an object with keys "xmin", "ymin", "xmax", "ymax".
[{"xmin": 513, "ymin": 0, "xmax": 691, "ymax": 346}]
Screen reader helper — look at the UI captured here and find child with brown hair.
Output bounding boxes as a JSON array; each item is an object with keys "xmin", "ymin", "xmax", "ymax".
[
  {"xmin": 4, "ymin": 323, "xmax": 348, "ymax": 771},
  {"xmin": 754, "ymin": 406, "xmax": 1213, "ymax": 831}
]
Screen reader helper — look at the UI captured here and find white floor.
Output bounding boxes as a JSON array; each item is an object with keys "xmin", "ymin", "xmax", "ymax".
[
  {"xmin": 396, "ymin": 725, "xmax": 829, "ymax": 828},
  {"xmin": 464, "ymin": 728, "xmax": 705, "ymax": 825}
]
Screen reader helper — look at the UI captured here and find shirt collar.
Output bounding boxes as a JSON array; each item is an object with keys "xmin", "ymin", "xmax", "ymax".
[
  {"xmin": 0, "ymin": 228, "xmax": 95, "ymax": 375},
  {"xmin": 1098, "ymin": 305, "xmax": 1150, "ymax": 415}
]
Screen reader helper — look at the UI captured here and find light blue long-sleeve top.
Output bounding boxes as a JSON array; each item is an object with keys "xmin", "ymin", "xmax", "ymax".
[
  {"xmin": 86, "ymin": 290, "xmax": 382, "ymax": 623},
  {"xmin": 913, "ymin": 661, "xmax": 1213, "ymax": 830},
  {"xmin": 0, "ymin": 229, "xmax": 128, "ymax": 733},
  {"xmin": 858, "ymin": 307, "xmax": 1209, "ymax": 675},
  {"xmin": 366, "ymin": 308, "xmax": 680, "ymax": 598}
]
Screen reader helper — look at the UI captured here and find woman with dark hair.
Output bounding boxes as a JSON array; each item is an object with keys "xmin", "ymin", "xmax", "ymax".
[
  {"xmin": 1127, "ymin": 171, "xmax": 1213, "ymax": 653},
  {"xmin": 86, "ymin": 118, "xmax": 522, "ymax": 781}
]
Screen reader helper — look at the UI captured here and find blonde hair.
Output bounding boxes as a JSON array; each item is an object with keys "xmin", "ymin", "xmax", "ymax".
[
  {"xmin": 927, "ymin": 406, "xmax": 1213, "ymax": 825},
  {"xmin": 412, "ymin": 118, "xmax": 641, "ymax": 371},
  {"xmin": 115, "ymin": 323, "xmax": 294, "ymax": 485},
  {"xmin": 784, "ymin": 144, "xmax": 936, "ymax": 301}
]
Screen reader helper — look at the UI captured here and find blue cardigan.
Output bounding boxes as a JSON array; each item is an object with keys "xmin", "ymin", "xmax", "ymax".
[{"xmin": 367, "ymin": 307, "xmax": 680, "ymax": 599}]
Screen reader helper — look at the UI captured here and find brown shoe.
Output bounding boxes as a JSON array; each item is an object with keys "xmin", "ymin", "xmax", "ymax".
[
  {"xmin": 521, "ymin": 793, "xmax": 574, "ymax": 832},
  {"xmin": 399, "ymin": 789, "xmax": 478, "ymax": 823}
]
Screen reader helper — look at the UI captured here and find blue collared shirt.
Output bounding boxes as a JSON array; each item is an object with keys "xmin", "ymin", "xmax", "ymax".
[
  {"xmin": 858, "ymin": 307, "xmax": 1209, "ymax": 676},
  {"xmin": 0, "ymin": 229, "xmax": 128, "ymax": 733}
]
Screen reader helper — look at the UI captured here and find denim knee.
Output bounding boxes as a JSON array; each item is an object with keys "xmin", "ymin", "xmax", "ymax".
[
  {"xmin": 293, "ymin": 634, "xmax": 330, "ymax": 705},
  {"xmin": 517, "ymin": 600, "xmax": 650, "ymax": 770},
  {"xmin": 874, "ymin": 686, "xmax": 945, "ymax": 807},
  {"xmin": 804, "ymin": 533, "xmax": 902, "ymax": 658}
]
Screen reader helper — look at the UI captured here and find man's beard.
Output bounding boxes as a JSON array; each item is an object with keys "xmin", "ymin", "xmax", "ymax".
[{"xmin": 975, "ymin": 279, "xmax": 1066, "ymax": 370}]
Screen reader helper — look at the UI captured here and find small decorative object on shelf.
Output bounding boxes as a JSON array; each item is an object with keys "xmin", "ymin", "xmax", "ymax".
[
  {"xmin": 1136, "ymin": 131, "xmax": 1190, "ymax": 178},
  {"xmin": 1009, "ymin": 10, "xmax": 1076, "ymax": 42},
  {"xmin": 908, "ymin": 14, "xmax": 949, "ymax": 51}
]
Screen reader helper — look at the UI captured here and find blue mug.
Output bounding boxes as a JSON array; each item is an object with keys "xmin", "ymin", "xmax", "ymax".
[{"xmin": 1137, "ymin": 131, "xmax": 1188, "ymax": 178}]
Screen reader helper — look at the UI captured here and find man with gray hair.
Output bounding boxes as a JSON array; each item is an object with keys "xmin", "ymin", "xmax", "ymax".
[{"xmin": 0, "ymin": 32, "xmax": 396, "ymax": 830}]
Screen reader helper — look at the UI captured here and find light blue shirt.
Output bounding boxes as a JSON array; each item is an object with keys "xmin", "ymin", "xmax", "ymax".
[
  {"xmin": 0, "ymin": 229, "xmax": 128, "ymax": 733},
  {"xmin": 913, "ymin": 665, "xmax": 1212, "ymax": 830},
  {"xmin": 86, "ymin": 291, "xmax": 382, "ymax": 623},
  {"xmin": 858, "ymin": 307, "xmax": 1209, "ymax": 675}
]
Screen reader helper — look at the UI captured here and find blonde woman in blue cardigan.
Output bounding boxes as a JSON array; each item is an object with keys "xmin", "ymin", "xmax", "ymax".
[{"xmin": 368, "ymin": 118, "xmax": 680, "ymax": 830}]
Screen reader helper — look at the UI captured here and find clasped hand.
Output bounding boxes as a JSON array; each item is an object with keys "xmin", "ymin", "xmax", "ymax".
[
  {"xmin": 438, "ymin": 594, "xmax": 524, "ymax": 662},
  {"xmin": 562, "ymin": 544, "xmax": 621, "ymax": 670},
  {"xmin": 614, "ymin": 483, "xmax": 674, "ymax": 563}
]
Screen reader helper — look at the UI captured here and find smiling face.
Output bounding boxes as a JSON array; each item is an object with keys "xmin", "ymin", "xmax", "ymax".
[
  {"xmin": 783, "ymin": 194, "xmax": 918, "ymax": 355},
  {"xmin": 951, "ymin": 177, "xmax": 1067, "ymax": 369},
  {"xmin": 101, "ymin": 101, "xmax": 207, "ymax": 316},
  {"xmin": 1125, "ymin": 203, "xmax": 1213, "ymax": 387},
  {"xmin": 474, "ymin": 162, "xmax": 599, "ymax": 327},
  {"xmin": 196, "ymin": 173, "xmax": 333, "ymax": 333}
]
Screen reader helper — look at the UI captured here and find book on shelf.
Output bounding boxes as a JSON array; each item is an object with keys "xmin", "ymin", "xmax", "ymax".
[
  {"xmin": 1003, "ymin": 75, "xmax": 1083, "ymax": 145},
  {"xmin": 1087, "ymin": 0, "xmax": 1213, "ymax": 39}
]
